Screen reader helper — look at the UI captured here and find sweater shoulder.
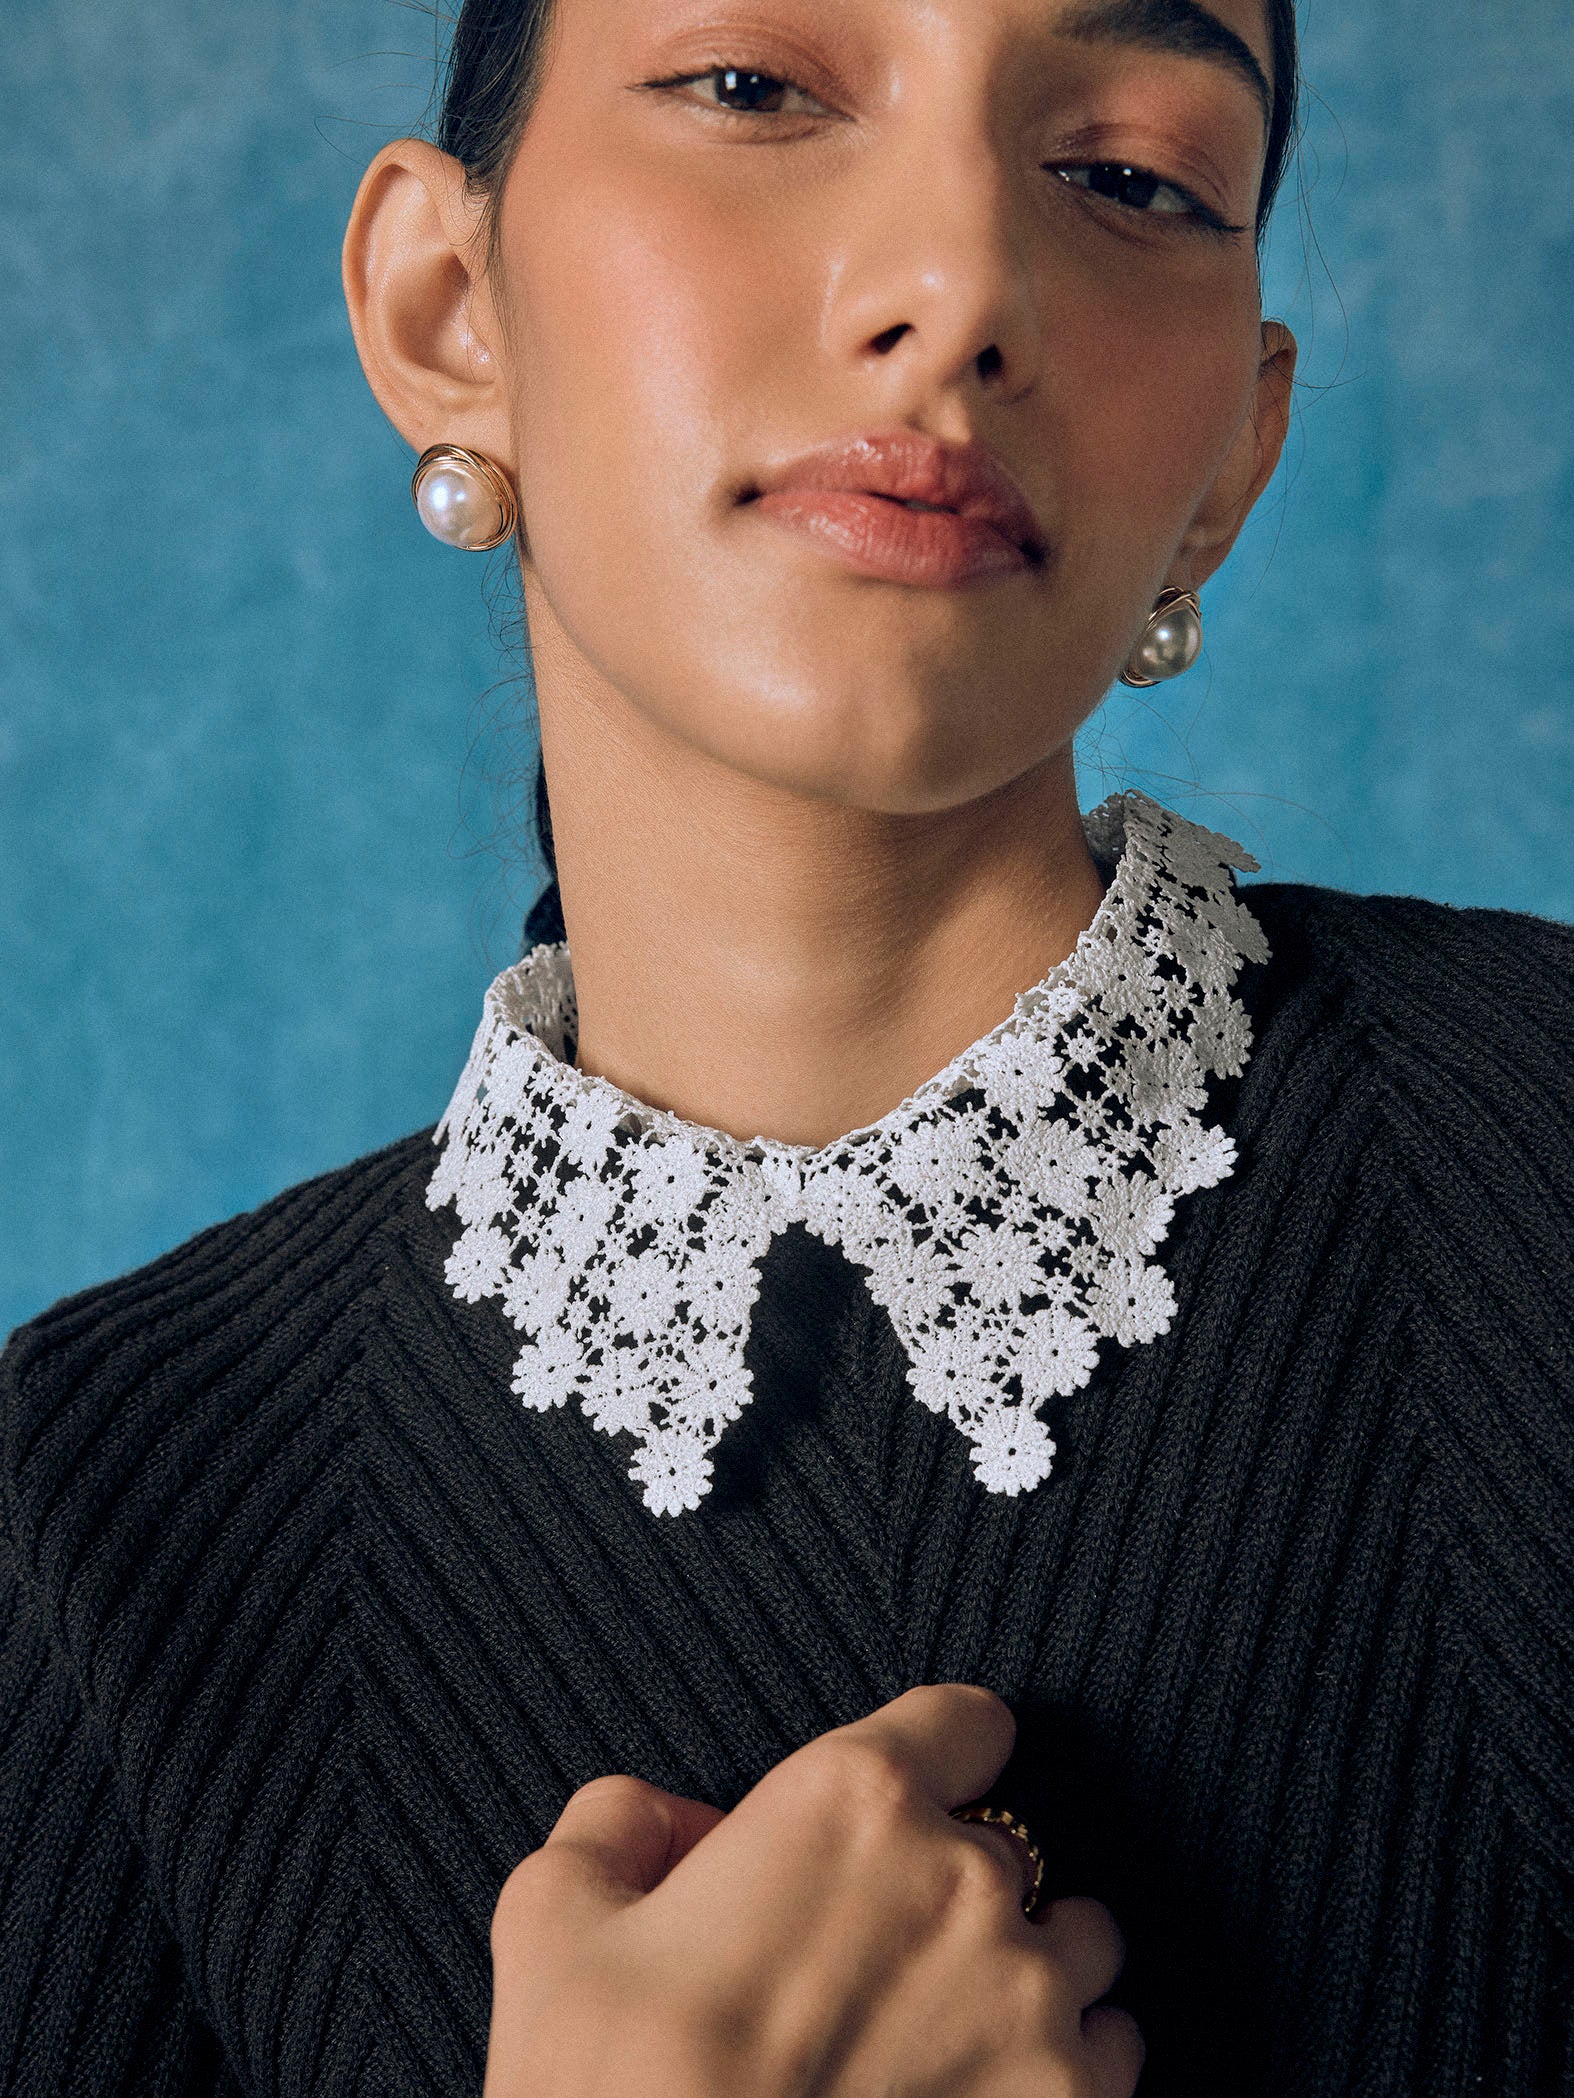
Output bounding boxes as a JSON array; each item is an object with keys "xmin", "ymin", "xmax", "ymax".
[
  {"xmin": 0, "ymin": 1133, "xmax": 435, "ymax": 2089},
  {"xmin": 1241, "ymin": 881, "xmax": 1573, "ymax": 1706},
  {"xmin": 1241, "ymin": 878, "xmax": 1573, "ymax": 1132},
  {"xmin": 1242, "ymin": 875, "xmax": 1574, "ymax": 1024},
  {"xmin": 0, "ymin": 1125, "xmax": 436, "ymax": 1630},
  {"xmin": 1238, "ymin": 876, "xmax": 1574, "ymax": 1408},
  {"xmin": 6, "ymin": 1121, "xmax": 437, "ymax": 1359}
]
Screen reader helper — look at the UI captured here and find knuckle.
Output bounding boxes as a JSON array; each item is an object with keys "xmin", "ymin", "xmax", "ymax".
[
  {"xmin": 495, "ymin": 1788, "xmax": 639, "ymax": 1938},
  {"xmin": 901, "ymin": 1681, "xmax": 1018, "ymax": 1764},
  {"xmin": 938, "ymin": 1681, "xmax": 1018, "ymax": 1750},
  {"xmin": 801, "ymin": 1732, "xmax": 916, "ymax": 1826},
  {"xmin": 748, "ymin": 1984, "xmax": 830, "ymax": 2095},
  {"xmin": 952, "ymin": 1681, "xmax": 1015, "ymax": 1724},
  {"xmin": 1005, "ymin": 1947, "xmax": 1067, "ymax": 2031},
  {"xmin": 905, "ymin": 1679, "xmax": 1011, "ymax": 1721},
  {"xmin": 569, "ymin": 1770, "xmax": 652, "ymax": 1812},
  {"xmin": 951, "ymin": 1831, "xmax": 1024, "ymax": 1910}
]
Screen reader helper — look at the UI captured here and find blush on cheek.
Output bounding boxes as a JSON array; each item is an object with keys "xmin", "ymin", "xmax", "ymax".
[
  {"xmin": 500, "ymin": 145, "xmax": 785, "ymax": 508},
  {"xmin": 1086, "ymin": 306, "xmax": 1263, "ymax": 550},
  {"xmin": 1038, "ymin": 222, "xmax": 1259, "ymax": 437}
]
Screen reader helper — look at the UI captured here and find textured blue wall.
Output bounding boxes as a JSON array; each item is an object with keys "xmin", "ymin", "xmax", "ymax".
[{"xmin": 3, "ymin": 0, "xmax": 1572, "ymax": 1334}]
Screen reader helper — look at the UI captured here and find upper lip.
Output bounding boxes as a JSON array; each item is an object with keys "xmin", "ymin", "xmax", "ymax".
[{"xmin": 748, "ymin": 428, "xmax": 1046, "ymax": 560}]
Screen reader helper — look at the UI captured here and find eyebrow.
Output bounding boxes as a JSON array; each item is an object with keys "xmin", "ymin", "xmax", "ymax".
[{"xmin": 1056, "ymin": 0, "xmax": 1272, "ymax": 131}]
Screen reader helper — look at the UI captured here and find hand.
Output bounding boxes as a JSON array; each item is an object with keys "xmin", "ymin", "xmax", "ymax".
[{"xmin": 483, "ymin": 1682, "xmax": 1144, "ymax": 2097}]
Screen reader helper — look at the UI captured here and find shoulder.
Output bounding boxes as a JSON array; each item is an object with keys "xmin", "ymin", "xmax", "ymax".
[
  {"xmin": 1242, "ymin": 873, "xmax": 1574, "ymax": 1012},
  {"xmin": 0, "ymin": 1128, "xmax": 437, "ymax": 2070},
  {"xmin": 1230, "ymin": 878, "xmax": 1572, "ymax": 1392},
  {"xmin": 1236, "ymin": 876, "xmax": 1572, "ymax": 1430},
  {"xmin": 1, "ymin": 1123, "xmax": 436, "ymax": 1680},
  {"xmin": 1237, "ymin": 883, "xmax": 1574, "ymax": 1605},
  {"xmin": 1240, "ymin": 878, "xmax": 1573, "ymax": 1148}
]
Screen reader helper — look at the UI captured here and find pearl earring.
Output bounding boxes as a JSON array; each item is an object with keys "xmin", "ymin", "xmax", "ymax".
[
  {"xmin": 410, "ymin": 444, "xmax": 518, "ymax": 551},
  {"xmin": 1119, "ymin": 587, "xmax": 1203, "ymax": 688}
]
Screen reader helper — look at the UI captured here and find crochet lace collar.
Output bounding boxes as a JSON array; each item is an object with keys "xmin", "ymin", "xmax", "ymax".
[{"xmin": 428, "ymin": 790, "xmax": 1269, "ymax": 1517}]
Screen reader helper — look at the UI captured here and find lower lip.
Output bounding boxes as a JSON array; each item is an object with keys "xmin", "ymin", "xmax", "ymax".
[{"xmin": 749, "ymin": 489, "xmax": 1032, "ymax": 588}]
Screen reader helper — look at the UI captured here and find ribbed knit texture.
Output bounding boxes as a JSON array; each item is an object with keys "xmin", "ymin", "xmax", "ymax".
[{"xmin": 3, "ymin": 881, "xmax": 1572, "ymax": 2098}]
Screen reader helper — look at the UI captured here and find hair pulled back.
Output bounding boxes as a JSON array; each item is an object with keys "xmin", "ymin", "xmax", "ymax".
[{"xmin": 433, "ymin": 0, "xmax": 1302, "ymax": 950}]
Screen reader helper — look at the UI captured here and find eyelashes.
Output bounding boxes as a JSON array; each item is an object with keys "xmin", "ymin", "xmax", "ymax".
[
  {"xmin": 1051, "ymin": 161, "xmax": 1244, "ymax": 235},
  {"xmin": 641, "ymin": 62, "xmax": 1246, "ymax": 237},
  {"xmin": 644, "ymin": 63, "xmax": 828, "ymax": 119}
]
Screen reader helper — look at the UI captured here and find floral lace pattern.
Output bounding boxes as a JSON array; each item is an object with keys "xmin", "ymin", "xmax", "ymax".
[{"xmin": 428, "ymin": 790, "xmax": 1269, "ymax": 1516}]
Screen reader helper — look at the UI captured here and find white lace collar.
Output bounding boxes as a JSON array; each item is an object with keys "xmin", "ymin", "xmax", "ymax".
[{"xmin": 427, "ymin": 790, "xmax": 1269, "ymax": 1517}]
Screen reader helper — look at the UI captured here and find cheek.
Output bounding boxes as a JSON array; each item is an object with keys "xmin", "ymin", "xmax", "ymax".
[
  {"xmin": 498, "ymin": 157, "xmax": 787, "ymax": 562},
  {"xmin": 494, "ymin": 148, "xmax": 864, "ymax": 777},
  {"xmin": 1045, "ymin": 255, "xmax": 1263, "ymax": 541}
]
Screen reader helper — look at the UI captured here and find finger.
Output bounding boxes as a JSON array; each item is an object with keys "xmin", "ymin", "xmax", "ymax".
[
  {"xmin": 1031, "ymin": 1894, "xmax": 1127, "ymax": 2009},
  {"xmin": 661, "ymin": 1792, "xmax": 732, "ymax": 1870},
  {"xmin": 836, "ymin": 1682, "xmax": 1018, "ymax": 1813},
  {"xmin": 1080, "ymin": 2001, "xmax": 1146, "ymax": 2097},
  {"xmin": 540, "ymin": 1775, "xmax": 723, "ymax": 1908},
  {"xmin": 953, "ymin": 1818, "xmax": 1041, "ymax": 1913},
  {"xmin": 626, "ymin": 1686, "xmax": 1016, "ymax": 1955}
]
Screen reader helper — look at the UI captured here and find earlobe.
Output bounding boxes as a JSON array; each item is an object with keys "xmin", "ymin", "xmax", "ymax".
[{"xmin": 341, "ymin": 138, "xmax": 513, "ymax": 465}]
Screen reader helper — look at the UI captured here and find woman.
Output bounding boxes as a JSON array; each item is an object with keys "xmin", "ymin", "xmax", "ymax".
[{"xmin": 2, "ymin": 0, "xmax": 1570, "ymax": 2093}]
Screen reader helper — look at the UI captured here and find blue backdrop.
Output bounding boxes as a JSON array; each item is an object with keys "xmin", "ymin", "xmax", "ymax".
[{"xmin": 3, "ymin": 0, "xmax": 1572, "ymax": 1335}]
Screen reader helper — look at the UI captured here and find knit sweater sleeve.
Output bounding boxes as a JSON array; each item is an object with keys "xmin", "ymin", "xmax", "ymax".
[
  {"xmin": 0, "ymin": 1514, "xmax": 240, "ymax": 2096},
  {"xmin": 1292, "ymin": 887, "xmax": 1574, "ymax": 1905},
  {"xmin": 1334, "ymin": 888, "xmax": 1574, "ymax": 1472},
  {"xmin": 0, "ymin": 1131, "xmax": 421, "ymax": 2097},
  {"xmin": 1361, "ymin": 892, "xmax": 1574, "ymax": 1815}
]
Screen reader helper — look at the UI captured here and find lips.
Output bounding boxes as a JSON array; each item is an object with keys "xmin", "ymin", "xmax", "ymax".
[{"xmin": 743, "ymin": 427, "xmax": 1047, "ymax": 588}]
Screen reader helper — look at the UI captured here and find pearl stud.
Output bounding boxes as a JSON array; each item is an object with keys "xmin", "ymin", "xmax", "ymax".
[
  {"xmin": 1119, "ymin": 588, "xmax": 1203, "ymax": 688},
  {"xmin": 410, "ymin": 444, "xmax": 518, "ymax": 551}
]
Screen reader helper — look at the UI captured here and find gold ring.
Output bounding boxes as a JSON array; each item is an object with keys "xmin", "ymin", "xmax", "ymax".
[{"xmin": 949, "ymin": 1802, "xmax": 1047, "ymax": 1918}]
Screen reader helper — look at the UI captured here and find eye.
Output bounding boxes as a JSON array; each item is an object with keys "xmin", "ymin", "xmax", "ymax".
[
  {"xmin": 646, "ymin": 64, "xmax": 830, "ymax": 120},
  {"xmin": 1051, "ymin": 161, "xmax": 1243, "ymax": 235}
]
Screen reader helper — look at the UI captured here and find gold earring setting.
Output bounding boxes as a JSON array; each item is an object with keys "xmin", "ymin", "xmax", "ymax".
[
  {"xmin": 411, "ymin": 444, "xmax": 518, "ymax": 551},
  {"xmin": 1119, "ymin": 587, "xmax": 1203, "ymax": 688}
]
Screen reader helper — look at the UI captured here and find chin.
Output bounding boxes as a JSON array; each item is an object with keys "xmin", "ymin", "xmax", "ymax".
[
  {"xmin": 805, "ymin": 629, "xmax": 1094, "ymax": 802},
  {"xmin": 679, "ymin": 672, "xmax": 1050, "ymax": 819}
]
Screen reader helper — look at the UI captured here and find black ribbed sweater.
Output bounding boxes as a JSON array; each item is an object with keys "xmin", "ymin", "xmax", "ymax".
[{"xmin": 3, "ymin": 878, "xmax": 1573, "ymax": 2098}]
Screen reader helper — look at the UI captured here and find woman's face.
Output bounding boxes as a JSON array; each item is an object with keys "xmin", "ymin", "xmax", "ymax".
[{"xmin": 487, "ymin": 0, "xmax": 1291, "ymax": 813}]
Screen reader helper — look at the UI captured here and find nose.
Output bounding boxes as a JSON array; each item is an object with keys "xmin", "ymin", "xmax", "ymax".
[{"xmin": 823, "ymin": 129, "xmax": 1043, "ymax": 405}]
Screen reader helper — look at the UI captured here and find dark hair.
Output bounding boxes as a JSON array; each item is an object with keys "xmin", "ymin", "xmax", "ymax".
[{"xmin": 435, "ymin": 0, "xmax": 1302, "ymax": 951}]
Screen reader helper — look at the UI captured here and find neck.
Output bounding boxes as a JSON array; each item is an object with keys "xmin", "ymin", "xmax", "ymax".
[{"xmin": 533, "ymin": 671, "xmax": 1107, "ymax": 1153}]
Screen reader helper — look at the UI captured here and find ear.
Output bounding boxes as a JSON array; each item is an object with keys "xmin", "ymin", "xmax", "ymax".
[
  {"xmin": 341, "ymin": 137, "xmax": 515, "ymax": 469},
  {"xmin": 1173, "ymin": 320, "xmax": 1298, "ymax": 590}
]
